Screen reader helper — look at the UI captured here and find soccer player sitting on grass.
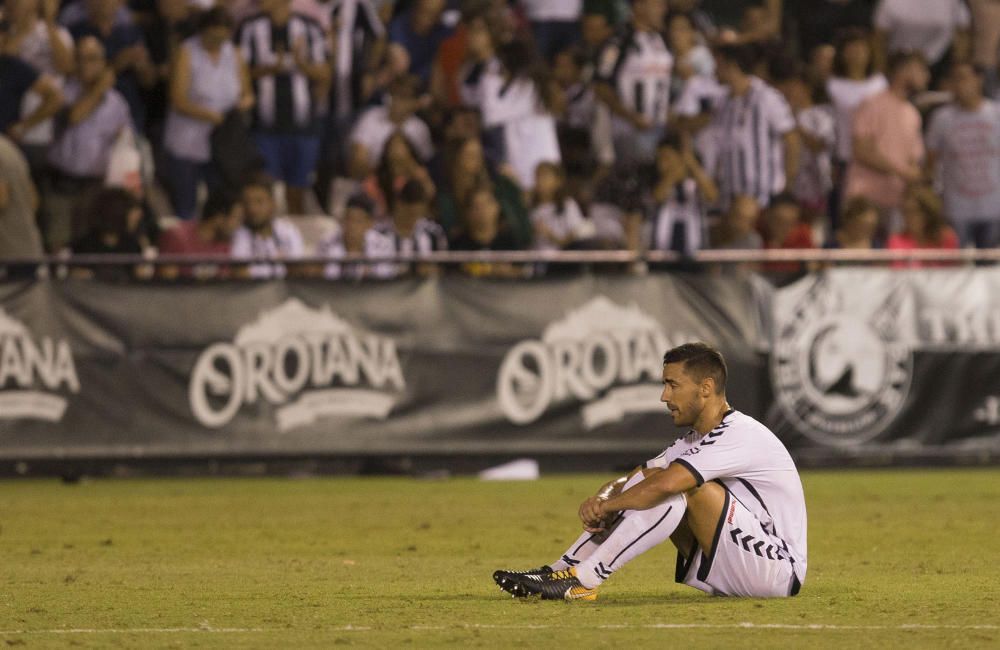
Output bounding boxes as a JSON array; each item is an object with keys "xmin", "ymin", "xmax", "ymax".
[{"xmin": 494, "ymin": 343, "xmax": 807, "ymax": 601}]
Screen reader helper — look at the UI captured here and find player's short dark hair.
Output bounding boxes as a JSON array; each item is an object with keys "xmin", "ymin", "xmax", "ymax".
[
  {"xmin": 201, "ymin": 190, "xmax": 239, "ymax": 221},
  {"xmin": 662, "ymin": 343, "xmax": 727, "ymax": 394}
]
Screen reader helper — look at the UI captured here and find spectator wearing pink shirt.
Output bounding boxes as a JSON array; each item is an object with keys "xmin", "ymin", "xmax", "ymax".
[{"xmin": 845, "ymin": 51, "xmax": 928, "ymax": 223}]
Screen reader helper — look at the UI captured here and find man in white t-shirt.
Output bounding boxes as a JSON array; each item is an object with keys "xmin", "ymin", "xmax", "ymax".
[
  {"xmin": 347, "ymin": 74, "xmax": 434, "ymax": 175},
  {"xmin": 874, "ymin": 0, "xmax": 971, "ymax": 79},
  {"xmin": 926, "ymin": 62, "xmax": 1000, "ymax": 247},
  {"xmin": 495, "ymin": 342, "xmax": 807, "ymax": 601}
]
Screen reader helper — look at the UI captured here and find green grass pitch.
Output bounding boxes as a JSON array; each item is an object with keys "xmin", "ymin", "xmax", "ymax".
[{"xmin": 1, "ymin": 469, "xmax": 998, "ymax": 648}]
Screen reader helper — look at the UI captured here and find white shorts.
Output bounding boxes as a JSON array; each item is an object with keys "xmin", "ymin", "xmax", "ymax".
[{"xmin": 675, "ymin": 488, "xmax": 802, "ymax": 598}]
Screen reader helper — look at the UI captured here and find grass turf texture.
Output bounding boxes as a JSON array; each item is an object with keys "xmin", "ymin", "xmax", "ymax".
[{"xmin": 1, "ymin": 470, "xmax": 998, "ymax": 648}]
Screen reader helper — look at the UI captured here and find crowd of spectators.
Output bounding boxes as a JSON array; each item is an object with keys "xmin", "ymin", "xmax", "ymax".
[{"xmin": 0, "ymin": 0, "xmax": 999, "ymax": 278}]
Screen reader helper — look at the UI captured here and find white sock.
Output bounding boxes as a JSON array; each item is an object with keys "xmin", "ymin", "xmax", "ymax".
[
  {"xmin": 574, "ymin": 492, "xmax": 687, "ymax": 589},
  {"xmin": 549, "ymin": 514, "xmax": 625, "ymax": 571}
]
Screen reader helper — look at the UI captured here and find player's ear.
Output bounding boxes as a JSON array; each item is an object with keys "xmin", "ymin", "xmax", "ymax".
[{"xmin": 701, "ymin": 377, "xmax": 714, "ymax": 397}]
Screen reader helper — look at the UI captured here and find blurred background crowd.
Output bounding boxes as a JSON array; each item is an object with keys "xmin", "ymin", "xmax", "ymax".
[{"xmin": 1, "ymin": 0, "xmax": 999, "ymax": 278}]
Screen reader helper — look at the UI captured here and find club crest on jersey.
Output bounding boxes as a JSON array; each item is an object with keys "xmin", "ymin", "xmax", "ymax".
[
  {"xmin": 496, "ymin": 296, "xmax": 695, "ymax": 428},
  {"xmin": 0, "ymin": 308, "xmax": 79, "ymax": 422},
  {"xmin": 771, "ymin": 276, "xmax": 913, "ymax": 446},
  {"xmin": 189, "ymin": 299, "xmax": 404, "ymax": 430}
]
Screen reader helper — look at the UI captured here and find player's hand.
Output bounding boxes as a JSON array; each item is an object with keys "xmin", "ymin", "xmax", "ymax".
[{"xmin": 579, "ymin": 495, "xmax": 608, "ymax": 530}]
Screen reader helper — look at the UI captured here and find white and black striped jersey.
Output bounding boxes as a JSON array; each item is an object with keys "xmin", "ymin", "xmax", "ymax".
[
  {"xmin": 710, "ymin": 76, "xmax": 796, "ymax": 208},
  {"xmin": 231, "ymin": 217, "xmax": 306, "ymax": 278},
  {"xmin": 317, "ymin": 226, "xmax": 396, "ymax": 279},
  {"xmin": 329, "ymin": 0, "xmax": 384, "ymax": 118},
  {"xmin": 645, "ymin": 178, "xmax": 705, "ymax": 255},
  {"xmin": 378, "ymin": 218, "xmax": 449, "ymax": 255},
  {"xmin": 595, "ymin": 27, "xmax": 674, "ymax": 128},
  {"xmin": 238, "ymin": 12, "xmax": 328, "ymax": 131},
  {"xmin": 645, "ymin": 409, "xmax": 807, "ymax": 583}
]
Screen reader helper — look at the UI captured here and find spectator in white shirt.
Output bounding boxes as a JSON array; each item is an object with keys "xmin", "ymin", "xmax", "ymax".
[
  {"xmin": 874, "ymin": 0, "xmax": 971, "ymax": 84},
  {"xmin": 348, "ymin": 74, "xmax": 433, "ymax": 178},
  {"xmin": 480, "ymin": 38, "xmax": 562, "ymax": 190},
  {"xmin": 925, "ymin": 62, "xmax": 1000, "ymax": 247},
  {"xmin": 826, "ymin": 29, "xmax": 888, "ymax": 166}
]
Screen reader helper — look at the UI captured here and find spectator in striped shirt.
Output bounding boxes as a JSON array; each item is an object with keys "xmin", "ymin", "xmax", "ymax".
[
  {"xmin": 710, "ymin": 43, "xmax": 801, "ymax": 210},
  {"xmin": 378, "ymin": 177, "xmax": 447, "ymax": 276},
  {"xmin": 238, "ymin": 0, "xmax": 330, "ymax": 215},
  {"xmin": 643, "ymin": 132, "xmax": 718, "ymax": 257},
  {"xmin": 593, "ymin": 0, "xmax": 673, "ymax": 170}
]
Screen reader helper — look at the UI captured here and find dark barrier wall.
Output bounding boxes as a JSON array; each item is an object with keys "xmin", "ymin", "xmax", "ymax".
[{"xmin": 0, "ymin": 270, "xmax": 997, "ymax": 461}]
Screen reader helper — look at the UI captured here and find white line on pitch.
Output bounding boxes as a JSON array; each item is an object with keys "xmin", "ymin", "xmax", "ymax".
[{"xmin": 1, "ymin": 623, "xmax": 997, "ymax": 635}]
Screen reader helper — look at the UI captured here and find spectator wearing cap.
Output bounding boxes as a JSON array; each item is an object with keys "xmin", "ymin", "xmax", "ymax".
[
  {"xmin": 163, "ymin": 7, "xmax": 253, "ymax": 220},
  {"xmin": 348, "ymin": 74, "xmax": 434, "ymax": 180},
  {"xmin": 238, "ymin": 0, "xmax": 330, "ymax": 215},
  {"xmin": 593, "ymin": 0, "xmax": 673, "ymax": 169},
  {"xmin": 874, "ymin": 0, "xmax": 971, "ymax": 84},
  {"xmin": 711, "ymin": 43, "xmax": 800, "ymax": 210},
  {"xmin": 64, "ymin": 0, "xmax": 156, "ymax": 129},
  {"xmin": 45, "ymin": 36, "xmax": 130, "ymax": 252},
  {"xmin": 1, "ymin": 0, "xmax": 74, "ymax": 173},
  {"xmin": 925, "ymin": 62, "xmax": 1000, "ymax": 248},
  {"xmin": 845, "ymin": 51, "xmax": 928, "ymax": 221},
  {"xmin": 231, "ymin": 172, "xmax": 306, "ymax": 278}
]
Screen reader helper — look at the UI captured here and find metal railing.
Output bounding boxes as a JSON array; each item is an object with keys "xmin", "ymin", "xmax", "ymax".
[{"xmin": 1, "ymin": 248, "xmax": 999, "ymax": 271}]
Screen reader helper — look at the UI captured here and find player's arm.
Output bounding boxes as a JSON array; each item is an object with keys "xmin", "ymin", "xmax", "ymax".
[
  {"xmin": 583, "ymin": 463, "xmax": 697, "ymax": 525},
  {"xmin": 579, "ymin": 465, "xmax": 661, "ymax": 531}
]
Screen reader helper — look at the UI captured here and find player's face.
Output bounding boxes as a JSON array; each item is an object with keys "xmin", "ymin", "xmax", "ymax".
[{"xmin": 661, "ymin": 362, "xmax": 706, "ymax": 427}]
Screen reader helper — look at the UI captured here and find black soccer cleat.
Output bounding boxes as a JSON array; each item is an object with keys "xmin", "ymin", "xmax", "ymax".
[
  {"xmin": 493, "ymin": 565, "xmax": 553, "ymax": 598},
  {"xmin": 513, "ymin": 567, "xmax": 598, "ymax": 601}
]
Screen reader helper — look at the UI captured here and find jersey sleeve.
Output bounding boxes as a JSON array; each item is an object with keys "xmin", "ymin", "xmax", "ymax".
[
  {"xmin": 670, "ymin": 428, "xmax": 752, "ymax": 486},
  {"xmin": 765, "ymin": 89, "xmax": 796, "ymax": 136}
]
